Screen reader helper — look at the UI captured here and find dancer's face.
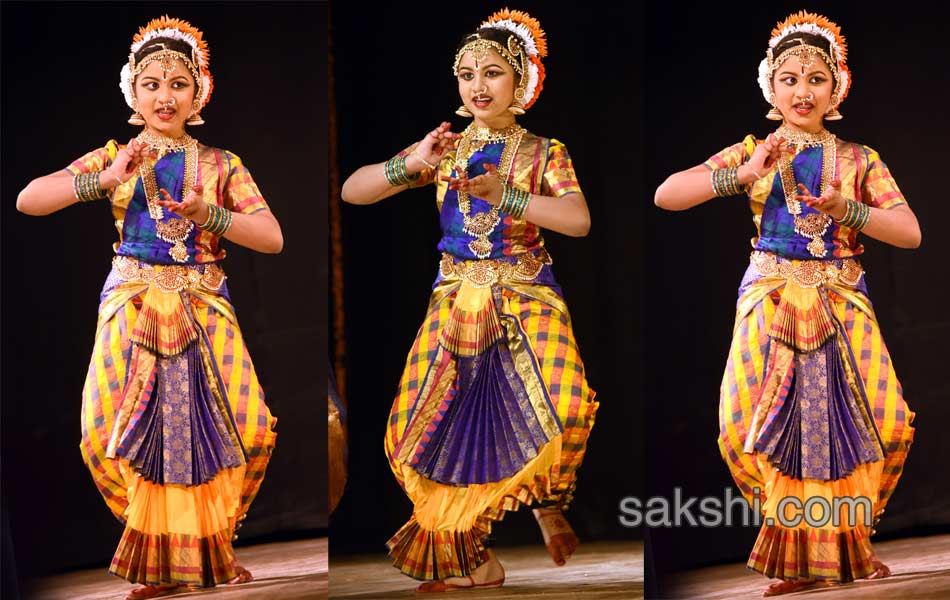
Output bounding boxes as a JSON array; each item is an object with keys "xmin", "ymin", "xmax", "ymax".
[
  {"xmin": 772, "ymin": 53, "xmax": 835, "ymax": 133},
  {"xmin": 134, "ymin": 58, "xmax": 197, "ymax": 138},
  {"xmin": 457, "ymin": 47, "xmax": 517, "ymax": 128}
]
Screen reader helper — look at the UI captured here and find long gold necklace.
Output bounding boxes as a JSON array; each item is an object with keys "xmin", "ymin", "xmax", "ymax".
[
  {"xmin": 776, "ymin": 125, "xmax": 836, "ymax": 258},
  {"xmin": 136, "ymin": 131, "xmax": 199, "ymax": 263},
  {"xmin": 454, "ymin": 123, "xmax": 524, "ymax": 259}
]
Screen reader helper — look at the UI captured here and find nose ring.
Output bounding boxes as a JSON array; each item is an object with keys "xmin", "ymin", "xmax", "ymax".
[{"xmin": 160, "ymin": 98, "xmax": 176, "ymax": 108}]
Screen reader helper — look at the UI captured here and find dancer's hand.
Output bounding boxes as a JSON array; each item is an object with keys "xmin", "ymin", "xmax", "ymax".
[
  {"xmin": 104, "ymin": 139, "xmax": 148, "ymax": 188},
  {"xmin": 796, "ymin": 180, "xmax": 847, "ymax": 220},
  {"xmin": 447, "ymin": 163, "xmax": 503, "ymax": 205},
  {"xmin": 409, "ymin": 122, "xmax": 459, "ymax": 171},
  {"xmin": 157, "ymin": 184, "xmax": 209, "ymax": 223},
  {"xmin": 748, "ymin": 133, "xmax": 791, "ymax": 176}
]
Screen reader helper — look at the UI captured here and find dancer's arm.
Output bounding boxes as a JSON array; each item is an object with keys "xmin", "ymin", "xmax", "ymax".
[
  {"xmin": 798, "ymin": 182, "xmax": 921, "ymax": 249},
  {"xmin": 158, "ymin": 186, "xmax": 284, "ymax": 254},
  {"xmin": 450, "ymin": 163, "xmax": 591, "ymax": 238},
  {"xmin": 342, "ymin": 122, "xmax": 458, "ymax": 205},
  {"xmin": 655, "ymin": 133, "xmax": 789, "ymax": 211},
  {"xmin": 17, "ymin": 139, "xmax": 147, "ymax": 216}
]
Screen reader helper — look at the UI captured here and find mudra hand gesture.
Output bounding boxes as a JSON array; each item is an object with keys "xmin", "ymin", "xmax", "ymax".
[
  {"xmin": 104, "ymin": 138, "xmax": 150, "ymax": 187},
  {"xmin": 412, "ymin": 121, "xmax": 459, "ymax": 168},
  {"xmin": 747, "ymin": 133, "xmax": 791, "ymax": 176},
  {"xmin": 447, "ymin": 162, "xmax": 504, "ymax": 206},
  {"xmin": 157, "ymin": 184, "xmax": 208, "ymax": 223},
  {"xmin": 796, "ymin": 180, "xmax": 847, "ymax": 220}
]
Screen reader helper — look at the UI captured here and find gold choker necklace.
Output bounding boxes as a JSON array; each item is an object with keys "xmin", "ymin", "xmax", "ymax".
[
  {"xmin": 776, "ymin": 125, "xmax": 834, "ymax": 149},
  {"xmin": 465, "ymin": 123, "xmax": 522, "ymax": 143},
  {"xmin": 136, "ymin": 130, "xmax": 196, "ymax": 156}
]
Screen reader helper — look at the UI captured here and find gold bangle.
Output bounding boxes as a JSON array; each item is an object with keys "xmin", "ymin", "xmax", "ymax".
[
  {"xmin": 412, "ymin": 151, "xmax": 438, "ymax": 170},
  {"xmin": 106, "ymin": 170, "xmax": 126, "ymax": 187}
]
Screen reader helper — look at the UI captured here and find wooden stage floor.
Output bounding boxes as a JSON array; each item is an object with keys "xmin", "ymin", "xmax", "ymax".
[
  {"xmin": 660, "ymin": 533, "xmax": 950, "ymax": 599},
  {"xmin": 28, "ymin": 537, "xmax": 328, "ymax": 600},
  {"xmin": 329, "ymin": 540, "xmax": 643, "ymax": 599}
]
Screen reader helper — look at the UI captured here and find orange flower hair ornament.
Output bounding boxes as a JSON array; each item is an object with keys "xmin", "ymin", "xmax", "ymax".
[
  {"xmin": 757, "ymin": 11, "xmax": 851, "ymax": 116},
  {"xmin": 119, "ymin": 16, "xmax": 213, "ymax": 116},
  {"xmin": 453, "ymin": 9, "xmax": 548, "ymax": 110}
]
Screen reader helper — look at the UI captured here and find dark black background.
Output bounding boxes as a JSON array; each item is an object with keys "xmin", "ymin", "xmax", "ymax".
[
  {"xmin": 331, "ymin": 2, "xmax": 644, "ymax": 560},
  {"xmin": 0, "ymin": 0, "xmax": 328, "ymax": 588},
  {"xmin": 5, "ymin": 1, "xmax": 944, "ymax": 596},
  {"xmin": 644, "ymin": 1, "xmax": 950, "ymax": 595}
]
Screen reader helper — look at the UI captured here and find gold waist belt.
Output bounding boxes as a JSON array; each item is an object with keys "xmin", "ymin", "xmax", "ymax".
[
  {"xmin": 750, "ymin": 251, "xmax": 863, "ymax": 289},
  {"xmin": 439, "ymin": 248, "xmax": 552, "ymax": 289},
  {"xmin": 114, "ymin": 255, "xmax": 226, "ymax": 294}
]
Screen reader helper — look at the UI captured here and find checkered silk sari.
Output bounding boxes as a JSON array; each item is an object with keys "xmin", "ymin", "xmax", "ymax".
[
  {"xmin": 709, "ymin": 136, "xmax": 914, "ymax": 582},
  {"xmin": 71, "ymin": 142, "xmax": 277, "ymax": 587},
  {"xmin": 382, "ymin": 132, "xmax": 598, "ymax": 581}
]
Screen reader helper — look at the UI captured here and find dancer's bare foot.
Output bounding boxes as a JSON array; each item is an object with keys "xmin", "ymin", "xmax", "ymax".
[
  {"xmin": 124, "ymin": 584, "xmax": 184, "ymax": 600},
  {"xmin": 533, "ymin": 507, "xmax": 579, "ymax": 566},
  {"xmin": 867, "ymin": 558, "xmax": 891, "ymax": 580},
  {"xmin": 227, "ymin": 563, "xmax": 253, "ymax": 585},
  {"xmin": 762, "ymin": 579, "xmax": 816, "ymax": 596},
  {"xmin": 415, "ymin": 549, "xmax": 505, "ymax": 593}
]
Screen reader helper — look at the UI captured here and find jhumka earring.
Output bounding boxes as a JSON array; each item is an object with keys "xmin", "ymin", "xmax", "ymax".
[
  {"xmin": 824, "ymin": 97, "xmax": 843, "ymax": 120},
  {"xmin": 766, "ymin": 106, "xmax": 784, "ymax": 120},
  {"xmin": 765, "ymin": 92, "xmax": 783, "ymax": 120},
  {"xmin": 509, "ymin": 86, "xmax": 527, "ymax": 115},
  {"xmin": 128, "ymin": 98, "xmax": 145, "ymax": 125},
  {"xmin": 455, "ymin": 105, "xmax": 473, "ymax": 117},
  {"xmin": 186, "ymin": 101, "xmax": 205, "ymax": 125}
]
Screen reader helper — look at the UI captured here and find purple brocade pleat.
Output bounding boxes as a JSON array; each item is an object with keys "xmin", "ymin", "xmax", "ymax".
[
  {"xmin": 756, "ymin": 337, "xmax": 881, "ymax": 480},
  {"xmin": 120, "ymin": 343, "xmax": 243, "ymax": 485},
  {"xmin": 413, "ymin": 340, "xmax": 553, "ymax": 485}
]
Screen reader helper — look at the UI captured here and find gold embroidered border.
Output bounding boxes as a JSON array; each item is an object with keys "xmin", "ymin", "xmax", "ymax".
[
  {"xmin": 440, "ymin": 248, "xmax": 552, "ymax": 289},
  {"xmin": 396, "ymin": 348, "xmax": 458, "ymax": 465},
  {"xmin": 114, "ymin": 255, "xmax": 226, "ymax": 293},
  {"xmin": 751, "ymin": 251, "xmax": 862, "ymax": 289}
]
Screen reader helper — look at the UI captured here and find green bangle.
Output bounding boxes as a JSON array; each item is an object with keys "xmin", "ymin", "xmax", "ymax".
[
  {"xmin": 72, "ymin": 173, "xmax": 83, "ymax": 201},
  {"xmin": 198, "ymin": 205, "xmax": 234, "ymax": 236},
  {"xmin": 383, "ymin": 155, "xmax": 419, "ymax": 187},
  {"xmin": 729, "ymin": 166, "xmax": 741, "ymax": 195},
  {"xmin": 855, "ymin": 203, "xmax": 871, "ymax": 231},
  {"xmin": 844, "ymin": 200, "xmax": 858, "ymax": 228},
  {"xmin": 712, "ymin": 168, "xmax": 725, "ymax": 197},
  {"xmin": 198, "ymin": 205, "xmax": 216, "ymax": 232},
  {"xmin": 498, "ymin": 185, "xmax": 530, "ymax": 219},
  {"xmin": 836, "ymin": 199, "xmax": 871, "ymax": 231},
  {"xmin": 712, "ymin": 167, "xmax": 728, "ymax": 197},
  {"xmin": 73, "ymin": 171, "xmax": 107, "ymax": 203},
  {"xmin": 844, "ymin": 203, "xmax": 859, "ymax": 229},
  {"xmin": 711, "ymin": 166, "xmax": 747, "ymax": 198}
]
